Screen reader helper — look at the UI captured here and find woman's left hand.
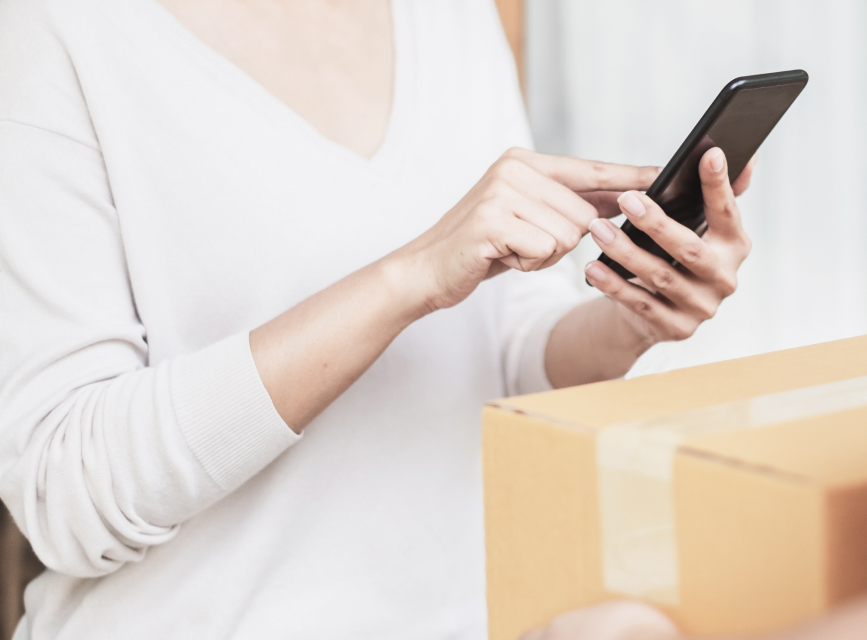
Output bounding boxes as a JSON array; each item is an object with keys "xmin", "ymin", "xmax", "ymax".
[{"xmin": 583, "ymin": 147, "xmax": 755, "ymax": 345}]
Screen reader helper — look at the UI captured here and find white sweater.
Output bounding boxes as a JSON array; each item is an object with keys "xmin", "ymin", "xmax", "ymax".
[{"xmin": 0, "ymin": 0, "xmax": 586, "ymax": 637}]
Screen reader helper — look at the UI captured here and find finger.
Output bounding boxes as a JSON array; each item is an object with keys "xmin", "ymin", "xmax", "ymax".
[
  {"xmin": 577, "ymin": 191, "xmax": 624, "ymax": 219},
  {"xmin": 501, "ymin": 147, "xmax": 661, "ymax": 193},
  {"xmin": 509, "ymin": 192, "xmax": 582, "ymax": 261},
  {"xmin": 699, "ymin": 148, "xmax": 745, "ymax": 239},
  {"xmin": 587, "ymin": 218, "xmax": 719, "ymax": 317},
  {"xmin": 731, "ymin": 153, "xmax": 757, "ymax": 197},
  {"xmin": 491, "ymin": 216, "xmax": 558, "ymax": 272},
  {"xmin": 501, "ymin": 160, "xmax": 603, "ymax": 234},
  {"xmin": 608, "ymin": 192, "xmax": 723, "ymax": 282},
  {"xmin": 583, "ymin": 260, "xmax": 698, "ymax": 342}
]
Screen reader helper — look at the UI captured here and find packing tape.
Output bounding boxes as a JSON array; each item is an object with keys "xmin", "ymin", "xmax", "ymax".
[{"xmin": 596, "ymin": 375, "xmax": 867, "ymax": 605}]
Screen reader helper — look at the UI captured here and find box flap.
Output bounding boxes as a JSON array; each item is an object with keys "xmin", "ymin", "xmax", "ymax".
[{"xmin": 491, "ymin": 335, "xmax": 867, "ymax": 431}]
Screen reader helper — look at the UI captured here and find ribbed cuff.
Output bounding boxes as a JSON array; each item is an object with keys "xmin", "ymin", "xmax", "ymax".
[
  {"xmin": 170, "ymin": 332, "xmax": 300, "ymax": 491},
  {"xmin": 514, "ymin": 302, "xmax": 579, "ymax": 395}
]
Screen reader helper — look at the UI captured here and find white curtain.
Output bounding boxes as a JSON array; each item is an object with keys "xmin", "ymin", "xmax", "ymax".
[{"xmin": 526, "ymin": 0, "xmax": 867, "ymax": 372}]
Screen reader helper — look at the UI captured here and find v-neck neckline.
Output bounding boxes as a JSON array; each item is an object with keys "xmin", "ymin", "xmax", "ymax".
[{"xmin": 135, "ymin": 0, "xmax": 414, "ymax": 173}]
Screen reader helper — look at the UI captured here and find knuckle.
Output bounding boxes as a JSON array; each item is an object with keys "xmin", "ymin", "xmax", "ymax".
[
  {"xmin": 564, "ymin": 225, "xmax": 582, "ymax": 250},
  {"xmin": 494, "ymin": 156, "xmax": 527, "ymax": 181},
  {"xmin": 716, "ymin": 273, "xmax": 738, "ymax": 298},
  {"xmin": 694, "ymin": 298, "xmax": 717, "ymax": 321},
  {"xmin": 496, "ymin": 157, "xmax": 525, "ymax": 183},
  {"xmin": 485, "ymin": 176, "xmax": 511, "ymax": 199},
  {"xmin": 645, "ymin": 216, "xmax": 667, "ymax": 238},
  {"xmin": 474, "ymin": 202, "xmax": 502, "ymax": 231},
  {"xmin": 601, "ymin": 276, "xmax": 624, "ymax": 297},
  {"xmin": 740, "ymin": 233, "xmax": 753, "ymax": 259},
  {"xmin": 678, "ymin": 240, "xmax": 705, "ymax": 266},
  {"xmin": 670, "ymin": 327, "xmax": 690, "ymax": 342},
  {"xmin": 488, "ymin": 176, "xmax": 512, "ymax": 198},
  {"xmin": 648, "ymin": 267, "xmax": 675, "ymax": 291},
  {"xmin": 671, "ymin": 320, "xmax": 697, "ymax": 341},
  {"xmin": 621, "ymin": 242, "xmax": 642, "ymax": 265},
  {"xmin": 502, "ymin": 146, "xmax": 525, "ymax": 161},
  {"xmin": 631, "ymin": 298, "xmax": 653, "ymax": 316},
  {"xmin": 587, "ymin": 161, "xmax": 611, "ymax": 189},
  {"xmin": 720, "ymin": 198, "xmax": 738, "ymax": 219}
]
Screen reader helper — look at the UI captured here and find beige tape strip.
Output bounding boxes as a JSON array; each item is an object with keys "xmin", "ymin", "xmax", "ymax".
[{"xmin": 596, "ymin": 375, "xmax": 867, "ymax": 605}]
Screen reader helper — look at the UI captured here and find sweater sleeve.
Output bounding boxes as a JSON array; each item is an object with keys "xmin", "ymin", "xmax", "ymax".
[
  {"xmin": 0, "ymin": 121, "xmax": 299, "ymax": 579},
  {"xmin": 0, "ymin": 4, "xmax": 298, "ymax": 578},
  {"xmin": 499, "ymin": 261, "xmax": 588, "ymax": 396}
]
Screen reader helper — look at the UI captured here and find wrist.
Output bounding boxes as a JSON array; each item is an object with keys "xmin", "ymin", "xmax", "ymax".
[
  {"xmin": 609, "ymin": 298, "xmax": 659, "ymax": 359},
  {"xmin": 376, "ymin": 246, "xmax": 438, "ymax": 326}
]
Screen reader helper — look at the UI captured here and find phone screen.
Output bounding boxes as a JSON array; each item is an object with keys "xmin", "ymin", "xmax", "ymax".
[
  {"xmin": 598, "ymin": 72, "xmax": 807, "ymax": 281},
  {"xmin": 652, "ymin": 83, "xmax": 806, "ymax": 229}
]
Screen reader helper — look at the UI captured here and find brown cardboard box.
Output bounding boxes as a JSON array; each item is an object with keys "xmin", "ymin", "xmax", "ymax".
[{"xmin": 483, "ymin": 335, "xmax": 867, "ymax": 640}]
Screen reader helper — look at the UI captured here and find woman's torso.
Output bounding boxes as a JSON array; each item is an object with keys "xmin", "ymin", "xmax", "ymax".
[{"xmin": 11, "ymin": 0, "xmax": 532, "ymax": 638}]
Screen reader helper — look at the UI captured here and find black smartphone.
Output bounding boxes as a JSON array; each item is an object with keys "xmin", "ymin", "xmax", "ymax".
[{"xmin": 595, "ymin": 70, "xmax": 808, "ymax": 282}]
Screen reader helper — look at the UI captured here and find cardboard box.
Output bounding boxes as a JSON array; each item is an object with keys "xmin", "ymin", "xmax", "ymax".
[{"xmin": 483, "ymin": 336, "xmax": 867, "ymax": 640}]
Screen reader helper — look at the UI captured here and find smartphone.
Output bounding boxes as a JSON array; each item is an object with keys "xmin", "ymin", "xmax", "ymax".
[{"xmin": 595, "ymin": 69, "xmax": 808, "ymax": 282}]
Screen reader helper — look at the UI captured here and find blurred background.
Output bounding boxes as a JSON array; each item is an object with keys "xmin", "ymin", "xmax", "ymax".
[{"xmin": 524, "ymin": 0, "xmax": 867, "ymax": 373}]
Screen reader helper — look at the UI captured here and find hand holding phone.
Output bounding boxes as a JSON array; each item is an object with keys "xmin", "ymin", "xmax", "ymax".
[
  {"xmin": 595, "ymin": 70, "xmax": 808, "ymax": 280},
  {"xmin": 584, "ymin": 148, "xmax": 749, "ymax": 344},
  {"xmin": 583, "ymin": 70, "xmax": 808, "ymax": 345}
]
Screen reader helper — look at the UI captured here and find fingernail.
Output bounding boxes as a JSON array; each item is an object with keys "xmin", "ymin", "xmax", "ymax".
[
  {"xmin": 617, "ymin": 192, "xmax": 646, "ymax": 218},
  {"xmin": 709, "ymin": 148, "xmax": 725, "ymax": 172},
  {"xmin": 584, "ymin": 262, "xmax": 607, "ymax": 282},
  {"xmin": 588, "ymin": 218, "xmax": 615, "ymax": 245}
]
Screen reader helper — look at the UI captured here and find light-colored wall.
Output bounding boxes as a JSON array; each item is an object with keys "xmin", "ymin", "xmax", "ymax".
[{"xmin": 526, "ymin": 0, "xmax": 867, "ymax": 372}]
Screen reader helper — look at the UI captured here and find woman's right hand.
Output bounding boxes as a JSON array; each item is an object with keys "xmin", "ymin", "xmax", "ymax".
[{"xmin": 395, "ymin": 147, "xmax": 660, "ymax": 314}]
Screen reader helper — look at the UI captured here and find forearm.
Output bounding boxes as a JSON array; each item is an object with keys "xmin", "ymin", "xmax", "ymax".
[
  {"xmin": 252, "ymin": 149, "xmax": 664, "ymax": 428},
  {"xmin": 250, "ymin": 252, "xmax": 427, "ymax": 433},
  {"xmin": 544, "ymin": 296, "xmax": 655, "ymax": 388}
]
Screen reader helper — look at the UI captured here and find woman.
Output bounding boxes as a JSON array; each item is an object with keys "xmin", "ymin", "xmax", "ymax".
[{"xmin": 0, "ymin": 0, "xmax": 751, "ymax": 637}]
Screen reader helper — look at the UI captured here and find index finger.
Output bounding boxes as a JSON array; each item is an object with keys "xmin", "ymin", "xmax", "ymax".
[
  {"xmin": 504, "ymin": 147, "xmax": 661, "ymax": 193},
  {"xmin": 579, "ymin": 191, "xmax": 624, "ymax": 218}
]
